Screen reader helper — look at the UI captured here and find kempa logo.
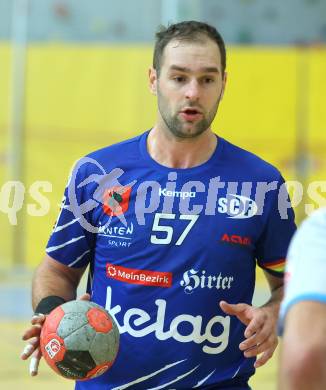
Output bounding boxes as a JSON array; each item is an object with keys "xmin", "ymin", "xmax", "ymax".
[
  {"xmin": 159, "ymin": 187, "xmax": 196, "ymax": 200},
  {"xmin": 45, "ymin": 338, "xmax": 61, "ymax": 359},
  {"xmin": 217, "ymin": 194, "xmax": 258, "ymax": 219}
]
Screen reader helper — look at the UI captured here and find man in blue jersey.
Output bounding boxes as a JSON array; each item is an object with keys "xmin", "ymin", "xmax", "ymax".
[
  {"xmin": 278, "ymin": 208, "xmax": 326, "ymax": 389},
  {"xmin": 21, "ymin": 21, "xmax": 296, "ymax": 389}
]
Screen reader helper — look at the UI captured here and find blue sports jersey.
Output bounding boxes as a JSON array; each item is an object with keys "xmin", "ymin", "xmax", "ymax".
[{"xmin": 46, "ymin": 131, "xmax": 296, "ymax": 389}]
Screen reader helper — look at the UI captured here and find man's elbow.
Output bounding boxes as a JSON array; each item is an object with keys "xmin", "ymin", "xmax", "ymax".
[{"xmin": 280, "ymin": 343, "xmax": 326, "ymax": 389}]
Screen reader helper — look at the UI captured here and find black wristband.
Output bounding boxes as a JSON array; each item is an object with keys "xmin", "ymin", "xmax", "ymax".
[{"xmin": 34, "ymin": 295, "xmax": 66, "ymax": 315}]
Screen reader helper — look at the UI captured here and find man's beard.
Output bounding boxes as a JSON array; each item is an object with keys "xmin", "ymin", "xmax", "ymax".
[
  {"xmin": 157, "ymin": 91, "xmax": 221, "ymax": 139},
  {"xmin": 161, "ymin": 112, "xmax": 210, "ymax": 139}
]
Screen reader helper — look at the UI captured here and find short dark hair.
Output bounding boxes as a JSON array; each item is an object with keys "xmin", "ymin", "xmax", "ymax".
[{"xmin": 153, "ymin": 20, "xmax": 226, "ymax": 76}]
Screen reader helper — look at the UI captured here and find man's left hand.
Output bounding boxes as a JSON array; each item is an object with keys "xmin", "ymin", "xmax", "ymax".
[{"xmin": 219, "ymin": 300, "xmax": 278, "ymax": 368}]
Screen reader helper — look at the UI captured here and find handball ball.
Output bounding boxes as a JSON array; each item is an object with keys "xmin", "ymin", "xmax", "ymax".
[{"xmin": 40, "ymin": 300, "xmax": 119, "ymax": 380}]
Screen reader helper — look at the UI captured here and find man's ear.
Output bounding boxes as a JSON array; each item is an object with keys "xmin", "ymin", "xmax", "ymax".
[
  {"xmin": 220, "ymin": 71, "xmax": 227, "ymax": 100},
  {"xmin": 149, "ymin": 67, "xmax": 158, "ymax": 95}
]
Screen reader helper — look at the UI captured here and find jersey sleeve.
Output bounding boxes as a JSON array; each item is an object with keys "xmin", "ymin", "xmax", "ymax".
[
  {"xmin": 46, "ymin": 160, "xmax": 96, "ymax": 268},
  {"xmin": 255, "ymin": 176, "xmax": 296, "ymax": 277},
  {"xmin": 278, "ymin": 208, "xmax": 326, "ymax": 334}
]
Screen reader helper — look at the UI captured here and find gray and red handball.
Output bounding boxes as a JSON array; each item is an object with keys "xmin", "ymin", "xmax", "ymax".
[{"xmin": 40, "ymin": 300, "xmax": 119, "ymax": 380}]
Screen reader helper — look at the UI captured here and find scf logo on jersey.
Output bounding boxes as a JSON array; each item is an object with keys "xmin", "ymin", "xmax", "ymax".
[{"xmin": 218, "ymin": 194, "xmax": 258, "ymax": 219}]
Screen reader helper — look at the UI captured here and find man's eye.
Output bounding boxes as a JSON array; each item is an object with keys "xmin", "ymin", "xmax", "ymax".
[
  {"xmin": 204, "ymin": 77, "xmax": 214, "ymax": 84},
  {"xmin": 173, "ymin": 76, "xmax": 186, "ymax": 83}
]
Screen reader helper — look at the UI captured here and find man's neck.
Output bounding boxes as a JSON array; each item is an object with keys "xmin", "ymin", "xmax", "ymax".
[{"xmin": 147, "ymin": 126, "xmax": 218, "ymax": 169}]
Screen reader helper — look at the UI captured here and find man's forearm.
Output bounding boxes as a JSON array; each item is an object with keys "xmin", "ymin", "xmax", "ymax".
[
  {"xmin": 32, "ymin": 260, "xmax": 79, "ymax": 310},
  {"xmin": 262, "ymin": 284, "xmax": 284, "ymax": 313},
  {"xmin": 261, "ymin": 271, "xmax": 285, "ymax": 319}
]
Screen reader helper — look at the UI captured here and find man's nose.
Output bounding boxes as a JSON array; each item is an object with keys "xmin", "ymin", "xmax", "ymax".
[{"xmin": 185, "ymin": 80, "xmax": 200, "ymax": 101}]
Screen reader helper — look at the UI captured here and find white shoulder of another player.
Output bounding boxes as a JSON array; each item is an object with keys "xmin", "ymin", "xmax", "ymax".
[
  {"xmin": 300, "ymin": 207, "xmax": 326, "ymax": 230},
  {"xmin": 288, "ymin": 207, "xmax": 326, "ymax": 260},
  {"xmin": 278, "ymin": 208, "xmax": 326, "ymax": 335}
]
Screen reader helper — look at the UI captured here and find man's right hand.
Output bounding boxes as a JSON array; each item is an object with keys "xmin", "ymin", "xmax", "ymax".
[
  {"xmin": 20, "ymin": 293, "xmax": 90, "ymax": 376},
  {"xmin": 21, "ymin": 313, "xmax": 46, "ymax": 376}
]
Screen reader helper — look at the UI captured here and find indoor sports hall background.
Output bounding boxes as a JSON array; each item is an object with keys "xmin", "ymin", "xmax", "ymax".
[{"xmin": 0, "ymin": 0, "xmax": 325, "ymax": 389}]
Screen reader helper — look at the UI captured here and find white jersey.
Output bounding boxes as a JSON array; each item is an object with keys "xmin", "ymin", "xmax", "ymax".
[{"xmin": 279, "ymin": 208, "xmax": 326, "ymax": 334}]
